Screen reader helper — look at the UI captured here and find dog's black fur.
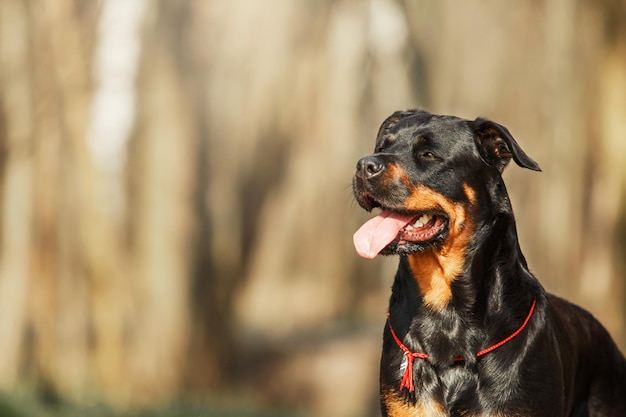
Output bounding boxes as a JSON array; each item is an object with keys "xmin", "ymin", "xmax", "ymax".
[{"xmin": 353, "ymin": 110, "xmax": 626, "ymax": 416}]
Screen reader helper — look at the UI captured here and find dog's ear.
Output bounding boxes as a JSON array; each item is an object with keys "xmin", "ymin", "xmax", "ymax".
[{"xmin": 471, "ymin": 118, "xmax": 541, "ymax": 172}]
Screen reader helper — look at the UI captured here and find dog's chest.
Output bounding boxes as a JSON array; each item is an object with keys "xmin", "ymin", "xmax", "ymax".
[{"xmin": 383, "ymin": 349, "xmax": 523, "ymax": 416}]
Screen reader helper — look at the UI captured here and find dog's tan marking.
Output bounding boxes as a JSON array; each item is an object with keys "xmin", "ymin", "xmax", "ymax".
[
  {"xmin": 383, "ymin": 389, "xmax": 522, "ymax": 417},
  {"xmin": 463, "ymin": 183, "xmax": 477, "ymax": 205},
  {"xmin": 396, "ymin": 167, "xmax": 413, "ymax": 189},
  {"xmin": 382, "ymin": 390, "xmax": 446, "ymax": 417},
  {"xmin": 383, "ymin": 163, "xmax": 404, "ymax": 187},
  {"xmin": 382, "ymin": 133, "xmax": 395, "ymax": 146},
  {"xmin": 464, "ymin": 412, "xmax": 528, "ymax": 417},
  {"xmin": 405, "ymin": 184, "xmax": 476, "ymax": 311}
]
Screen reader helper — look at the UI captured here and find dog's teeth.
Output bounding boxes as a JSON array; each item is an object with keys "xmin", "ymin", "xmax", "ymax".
[
  {"xmin": 418, "ymin": 214, "xmax": 432, "ymax": 225},
  {"xmin": 409, "ymin": 214, "xmax": 432, "ymax": 230}
]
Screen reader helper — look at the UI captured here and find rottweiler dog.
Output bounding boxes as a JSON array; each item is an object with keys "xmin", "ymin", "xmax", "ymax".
[{"xmin": 352, "ymin": 110, "xmax": 626, "ymax": 416}]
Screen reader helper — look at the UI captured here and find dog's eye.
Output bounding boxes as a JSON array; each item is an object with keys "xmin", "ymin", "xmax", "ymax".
[{"xmin": 421, "ymin": 151, "xmax": 436, "ymax": 159}]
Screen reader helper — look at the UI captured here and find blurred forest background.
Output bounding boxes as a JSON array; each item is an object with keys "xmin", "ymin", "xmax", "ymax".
[{"xmin": 0, "ymin": 0, "xmax": 625, "ymax": 416}]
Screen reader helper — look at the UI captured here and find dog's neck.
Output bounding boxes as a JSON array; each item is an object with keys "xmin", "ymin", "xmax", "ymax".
[
  {"xmin": 404, "ymin": 230, "xmax": 471, "ymax": 312},
  {"xmin": 389, "ymin": 210, "xmax": 540, "ymax": 363},
  {"xmin": 400, "ymin": 212, "xmax": 534, "ymax": 305}
]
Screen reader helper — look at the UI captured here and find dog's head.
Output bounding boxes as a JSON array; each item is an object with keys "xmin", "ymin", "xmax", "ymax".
[{"xmin": 353, "ymin": 110, "xmax": 540, "ymax": 259}]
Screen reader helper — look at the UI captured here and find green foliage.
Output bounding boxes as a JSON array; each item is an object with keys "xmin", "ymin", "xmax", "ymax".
[{"xmin": 0, "ymin": 393, "xmax": 302, "ymax": 417}]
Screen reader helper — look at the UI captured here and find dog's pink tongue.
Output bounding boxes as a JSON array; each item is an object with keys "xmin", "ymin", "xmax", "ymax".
[{"xmin": 353, "ymin": 211, "xmax": 415, "ymax": 259}]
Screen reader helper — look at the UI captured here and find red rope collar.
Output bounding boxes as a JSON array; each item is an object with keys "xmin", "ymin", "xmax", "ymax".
[{"xmin": 387, "ymin": 298, "xmax": 537, "ymax": 393}]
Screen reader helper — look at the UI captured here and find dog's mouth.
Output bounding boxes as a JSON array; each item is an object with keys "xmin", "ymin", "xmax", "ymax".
[
  {"xmin": 353, "ymin": 209, "xmax": 448, "ymax": 259},
  {"xmin": 398, "ymin": 212, "xmax": 447, "ymax": 243}
]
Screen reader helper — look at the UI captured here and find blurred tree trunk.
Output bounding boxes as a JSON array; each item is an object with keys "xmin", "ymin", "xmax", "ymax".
[
  {"xmin": 0, "ymin": 0, "xmax": 34, "ymax": 387},
  {"xmin": 125, "ymin": 0, "xmax": 197, "ymax": 403},
  {"xmin": 0, "ymin": 0, "xmax": 101, "ymax": 398},
  {"xmin": 0, "ymin": 0, "xmax": 128, "ymax": 402},
  {"xmin": 581, "ymin": 4, "xmax": 626, "ymax": 341}
]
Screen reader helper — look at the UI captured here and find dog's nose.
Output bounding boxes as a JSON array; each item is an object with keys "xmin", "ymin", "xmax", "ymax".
[{"xmin": 356, "ymin": 156, "xmax": 385, "ymax": 179}]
